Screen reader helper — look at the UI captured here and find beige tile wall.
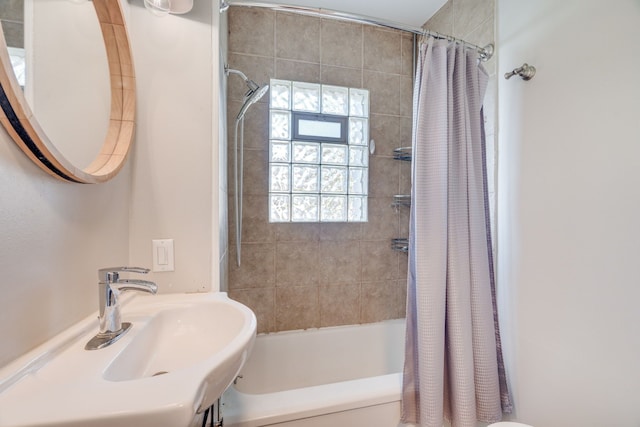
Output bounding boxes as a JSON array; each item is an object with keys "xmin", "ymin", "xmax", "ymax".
[
  {"xmin": 226, "ymin": 7, "xmax": 412, "ymax": 333},
  {"xmin": 0, "ymin": 0, "xmax": 24, "ymax": 48},
  {"xmin": 226, "ymin": 1, "xmax": 496, "ymax": 333}
]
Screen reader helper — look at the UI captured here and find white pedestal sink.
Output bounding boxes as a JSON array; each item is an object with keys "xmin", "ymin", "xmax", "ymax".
[{"xmin": 0, "ymin": 292, "xmax": 256, "ymax": 427}]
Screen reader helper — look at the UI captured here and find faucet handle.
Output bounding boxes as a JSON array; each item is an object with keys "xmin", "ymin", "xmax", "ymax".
[{"xmin": 98, "ymin": 266, "xmax": 150, "ymax": 283}]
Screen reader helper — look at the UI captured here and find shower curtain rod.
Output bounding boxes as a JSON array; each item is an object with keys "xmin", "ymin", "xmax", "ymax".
[{"xmin": 226, "ymin": 1, "xmax": 494, "ymax": 61}]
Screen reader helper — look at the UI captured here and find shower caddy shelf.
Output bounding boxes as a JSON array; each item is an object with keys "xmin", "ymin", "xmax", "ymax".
[
  {"xmin": 392, "ymin": 146, "xmax": 412, "ymax": 252},
  {"xmin": 392, "ymin": 194, "xmax": 411, "ymax": 209},
  {"xmin": 393, "ymin": 146, "xmax": 412, "ymax": 161},
  {"xmin": 391, "ymin": 238, "xmax": 409, "ymax": 253}
]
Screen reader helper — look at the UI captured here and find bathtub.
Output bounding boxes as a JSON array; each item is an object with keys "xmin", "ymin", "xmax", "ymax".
[{"xmin": 222, "ymin": 318, "xmax": 414, "ymax": 427}]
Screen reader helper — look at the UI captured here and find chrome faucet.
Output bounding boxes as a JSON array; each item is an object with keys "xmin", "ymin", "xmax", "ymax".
[{"xmin": 85, "ymin": 266, "xmax": 157, "ymax": 350}]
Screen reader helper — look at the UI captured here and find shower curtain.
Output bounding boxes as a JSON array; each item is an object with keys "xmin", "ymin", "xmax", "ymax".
[{"xmin": 401, "ymin": 37, "xmax": 512, "ymax": 427}]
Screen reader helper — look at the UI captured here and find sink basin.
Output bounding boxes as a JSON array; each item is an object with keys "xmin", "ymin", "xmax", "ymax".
[
  {"xmin": 0, "ymin": 292, "xmax": 256, "ymax": 427},
  {"xmin": 104, "ymin": 299, "xmax": 250, "ymax": 382}
]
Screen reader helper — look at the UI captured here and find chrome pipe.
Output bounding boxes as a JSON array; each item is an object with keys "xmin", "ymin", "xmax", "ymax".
[
  {"xmin": 226, "ymin": 1, "xmax": 494, "ymax": 60},
  {"xmin": 226, "ymin": 65, "xmax": 268, "ymax": 266}
]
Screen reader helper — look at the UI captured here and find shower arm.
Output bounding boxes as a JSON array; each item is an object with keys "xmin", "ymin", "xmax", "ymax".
[
  {"xmin": 225, "ymin": 66, "xmax": 261, "ymax": 93},
  {"xmin": 225, "ymin": 65, "xmax": 248, "ymax": 81}
]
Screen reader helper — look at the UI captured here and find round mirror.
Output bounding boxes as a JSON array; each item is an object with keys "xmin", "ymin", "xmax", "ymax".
[{"xmin": 0, "ymin": 0, "xmax": 135, "ymax": 183}]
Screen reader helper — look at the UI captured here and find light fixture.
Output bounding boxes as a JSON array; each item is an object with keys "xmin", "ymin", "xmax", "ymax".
[
  {"xmin": 144, "ymin": 0, "xmax": 194, "ymax": 16},
  {"xmin": 144, "ymin": 0, "xmax": 171, "ymax": 17},
  {"xmin": 168, "ymin": 0, "xmax": 194, "ymax": 14}
]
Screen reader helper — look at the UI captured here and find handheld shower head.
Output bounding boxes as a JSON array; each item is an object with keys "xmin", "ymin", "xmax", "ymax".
[
  {"xmin": 225, "ymin": 65, "xmax": 269, "ymax": 120},
  {"xmin": 225, "ymin": 65, "xmax": 270, "ymax": 267},
  {"xmin": 237, "ymin": 83, "xmax": 269, "ymax": 121}
]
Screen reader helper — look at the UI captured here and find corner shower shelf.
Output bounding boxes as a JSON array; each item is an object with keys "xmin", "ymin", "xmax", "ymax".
[
  {"xmin": 392, "ymin": 194, "xmax": 411, "ymax": 208},
  {"xmin": 392, "ymin": 148, "xmax": 411, "ymax": 253},
  {"xmin": 391, "ymin": 238, "xmax": 409, "ymax": 253},
  {"xmin": 393, "ymin": 147, "xmax": 412, "ymax": 161}
]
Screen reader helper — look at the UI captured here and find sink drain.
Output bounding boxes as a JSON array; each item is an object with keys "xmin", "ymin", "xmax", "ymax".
[{"xmin": 152, "ymin": 371, "xmax": 169, "ymax": 377}]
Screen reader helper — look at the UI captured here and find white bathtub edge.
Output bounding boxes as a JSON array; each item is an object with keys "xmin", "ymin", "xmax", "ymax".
[{"xmin": 222, "ymin": 373, "xmax": 402, "ymax": 427}]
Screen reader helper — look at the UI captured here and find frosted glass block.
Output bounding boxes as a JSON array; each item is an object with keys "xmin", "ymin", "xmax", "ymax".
[
  {"xmin": 322, "ymin": 85, "xmax": 349, "ymax": 116},
  {"xmin": 292, "ymin": 82, "xmax": 321, "ymax": 113},
  {"xmin": 292, "ymin": 195, "xmax": 319, "ymax": 222},
  {"xmin": 349, "ymin": 117, "xmax": 369, "ymax": 146},
  {"xmin": 292, "ymin": 141, "xmax": 320, "ymax": 164},
  {"xmin": 321, "ymin": 195, "xmax": 347, "ymax": 222},
  {"xmin": 348, "ymin": 167, "xmax": 368, "ymax": 195},
  {"xmin": 270, "ymin": 194, "xmax": 290, "ymax": 222},
  {"xmin": 321, "ymin": 166, "xmax": 348, "ymax": 194},
  {"xmin": 292, "ymin": 165, "xmax": 319, "ymax": 193},
  {"xmin": 349, "ymin": 88, "xmax": 369, "ymax": 118},
  {"xmin": 270, "ymin": 79, "xmax": 291, "ymax": 110},
  {"xmin": 268, "ymin": 80, "xmax": 373, "ymax": 224},
  {"xmin": 321, "ymin": 144, "xmax": 348, "ymax": 165},
  {"xmin": 270, "ymin": 164, "xmax": 290, "ymax": 192},
  {"xmin": 348, "ymin": 196, "xmax": 368, "ymax": 222},
  {"xmin": 270, "ymin": 140, "xmax": 290, "ymax": 162},
  {"xmin": 349, "ymin": 146, "xmax": 369, "ymax": 167},
  {"xmin": 8, "ymin": 48, "xmax": 25, "ymax": 87},
  {"xmin": 270, "ymin": 111, "xmax": 291, "ymax": 140}
]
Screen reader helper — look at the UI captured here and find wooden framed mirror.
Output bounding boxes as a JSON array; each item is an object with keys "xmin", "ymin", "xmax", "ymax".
[{"xmin": 0, "ymin": 0, "xmax": 135, "ymax": 184}]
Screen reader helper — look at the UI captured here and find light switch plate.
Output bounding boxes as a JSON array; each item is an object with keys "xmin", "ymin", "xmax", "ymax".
[{"xmin": 152, "ymin": 239, "xmax": 175, "ymax": 272}]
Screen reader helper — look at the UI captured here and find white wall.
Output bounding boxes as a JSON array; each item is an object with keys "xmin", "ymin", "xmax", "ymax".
[
  {"xmin": 218, "ymin": 11, "xmax": 229, "ymax": 291},
  {"xmin": 0, "ymin": 1, "xmax": 220, "ymax": 368},
  {"xmin": 497, "ymin": 1, "xmax": 640, "ymax": 426},
  {"xmin": 127, "ymin": 0, "xmax": 219, "ymax": 294},
  {"xmin": 0, "ymin": 148, "xmax": 130, "ymax": 368}
]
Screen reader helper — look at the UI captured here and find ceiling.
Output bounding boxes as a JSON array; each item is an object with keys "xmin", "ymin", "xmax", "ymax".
[{"xmin": 234, "ymin": 0, "xmax": 448, "ymax": 29}]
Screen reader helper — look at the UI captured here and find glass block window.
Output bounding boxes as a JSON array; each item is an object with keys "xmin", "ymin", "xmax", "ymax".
[
  {"xmin": 269, "ymin": 79, "xmax": 369, "ymax": 223},
  {"xmin": 7, "ymin": 47, "xmax": 26, "ymax": 88}
]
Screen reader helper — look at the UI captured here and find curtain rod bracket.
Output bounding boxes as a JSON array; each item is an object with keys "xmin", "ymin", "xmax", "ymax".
[
  {"xmin": 479, "ymin": 44, "xmax": 494, "ymax": 62},
  {"xmin": 504, "ymin": 63, "xmax": 536, "ymax": 81}
]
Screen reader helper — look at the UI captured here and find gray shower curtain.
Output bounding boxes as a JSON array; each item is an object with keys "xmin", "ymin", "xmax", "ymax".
[{"xmin": 401, "ymin": 37, "xmax": 512, "ymax": 427}]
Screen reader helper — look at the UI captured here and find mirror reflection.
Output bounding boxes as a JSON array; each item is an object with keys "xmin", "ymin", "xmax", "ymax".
[
  {"xmin": 0, "ymin": 1, "xmax": 25, "ymax": 87},
  {"xmin": 1, "ymin": 0, "xmax": 110, "ymax": 169},
  {"xmin": 0, "ymin": 0, "xmax": 134, "ymax": 183},
  {"xmin": 0, "ymin": 1, "xmax": 23, "ymax": 49}
]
